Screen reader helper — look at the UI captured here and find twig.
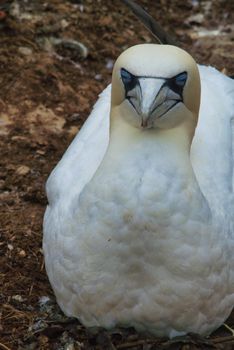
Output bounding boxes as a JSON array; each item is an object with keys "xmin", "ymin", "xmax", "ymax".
[
  {"xmin": 213, "ymin": 335, "xmax": 234, "ymax": 344},
  {"xmin": 2, "ymin": 304, "xmax": 31, "ymax": 320},
  {"xmin": 28, "ymin": 283, "xmax": 34, "ymax": 296},
  {"xmin": 0, "ymin": 342, "xmax": 12, "ymax": 350},
  {"xmin": 117, "ymin": 339, "xmax": 157, "ymax": 349},
  {"xmin": 117, "ymin": 335, "xmax": 234, "ymax": 349}
]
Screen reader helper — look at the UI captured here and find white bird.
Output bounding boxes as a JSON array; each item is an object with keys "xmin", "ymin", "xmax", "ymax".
[{"xmin": 43, "ymin": 3, "xmax": 234, "ymax": 339}]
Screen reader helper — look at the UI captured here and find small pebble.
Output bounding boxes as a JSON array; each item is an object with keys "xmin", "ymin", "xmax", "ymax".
[
  {"xmin": 106, "ymin": 59, "xmax": 114, "ymax": 70},
  {"xmin": 39, "ymin": 296, "xmax": 50, "ymax": 306},
  {"xmin": 18, "ymin": 46, "xmax": 33, "ymax": 56},
  {"xmin": 36, "ymin": 150, "xmax": 46, "ymax": 155},
  {"xmin": 65, "ymin": 344, "xmax": 75, "ymax": 350},
  {"xmin": 12, "ymin": 294, "xmax": 24, "ymax": 302},
  {"xmin": 19, "ymin": 249, "xmax": 26, "ymax": 257},
  {"xmin": 95, "ymin": 74, "xmax": 102, "ymax": 81},
  {"xmin": 16, "ymin": 165, "xmax": 30, "ymax": 176},
  {"xmin": 61, "ymin": 19, "xmax": 69, "ymax": 29}
]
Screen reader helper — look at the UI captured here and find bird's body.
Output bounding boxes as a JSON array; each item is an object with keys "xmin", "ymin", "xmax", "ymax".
[{"xmin": 43, "ymin": 45, "xmax": 234, "ymax": 338}]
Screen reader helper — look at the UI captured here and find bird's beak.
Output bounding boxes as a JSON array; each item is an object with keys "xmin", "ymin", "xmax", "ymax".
[
  {"xmin": 137, "ymin": 78, "xmax": 182, "ymax": 128},
  {"xmin": 121, "ymin": 68, "xmax": 186, "ymax": 128},
  {"xmin": 125, "ymin": 77, "xmax": 183, "ymax": 128}
]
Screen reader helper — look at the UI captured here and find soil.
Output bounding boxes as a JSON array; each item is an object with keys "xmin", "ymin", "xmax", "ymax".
[{"xmin": 0, "ymin": 0, "xmax": 234, "ymax": 349}]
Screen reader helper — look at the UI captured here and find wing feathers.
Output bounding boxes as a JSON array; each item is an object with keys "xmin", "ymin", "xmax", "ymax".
[{"xmin": 46, "ymin": 85, "xmax": 111, "ymax": 205}]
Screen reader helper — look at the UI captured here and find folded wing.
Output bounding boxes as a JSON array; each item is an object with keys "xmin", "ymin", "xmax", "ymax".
[
  {"xmin": 46, "ymin": 84, "xmax": 111, "ymax": 206},
  {"xmin": 191, "ymin": 65, "xmax": 234, "ymax": 218}
]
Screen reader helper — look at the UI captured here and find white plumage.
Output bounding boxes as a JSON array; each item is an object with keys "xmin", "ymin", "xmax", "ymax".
[{"xmin": 43, "ymin": 44, "xmax": 234, "ymax": 338}]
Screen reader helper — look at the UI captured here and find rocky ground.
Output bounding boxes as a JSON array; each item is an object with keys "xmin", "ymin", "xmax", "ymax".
[{"xmin": 0, "ymin": 0, "xmax": 234, "ymax": 349}]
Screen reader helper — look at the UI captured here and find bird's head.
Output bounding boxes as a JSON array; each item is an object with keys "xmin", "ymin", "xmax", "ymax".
[{"xmin": 111, "ymin": 44, "xmax": 200, "ymax": 131}]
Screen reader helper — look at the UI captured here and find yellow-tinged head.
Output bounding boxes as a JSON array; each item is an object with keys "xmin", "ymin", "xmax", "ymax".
[{"xmin": 111, "ymin": 44, "xmax": 200, "ymax": 131}]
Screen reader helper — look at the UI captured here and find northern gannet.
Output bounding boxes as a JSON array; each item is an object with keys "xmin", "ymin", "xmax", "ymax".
[{"xmin": 43, "ymin": 3, "xmax": 234, "ymax": 340}]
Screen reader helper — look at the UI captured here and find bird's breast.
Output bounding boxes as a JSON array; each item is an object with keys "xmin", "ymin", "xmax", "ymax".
[
  {"xmin": 74, "ymin": 142, "xmax": 213, "ymax": 272},
  {"xmin": 78, "ymin": 140, "xmax": 210, "ymax": 232}
]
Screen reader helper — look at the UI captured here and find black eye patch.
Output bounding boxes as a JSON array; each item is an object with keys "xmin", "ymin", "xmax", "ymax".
[
  {"xmin": 120, "ymin": 68, "xmax": 138, "ymax": 92},
  {"xmin": 166, "ymin": 71, "xmax": 187, "ymax": 96}
]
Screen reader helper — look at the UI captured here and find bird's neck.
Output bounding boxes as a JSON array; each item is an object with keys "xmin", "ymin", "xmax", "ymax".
[
  {"xmin": 104, "ymin": 110, "xmax": 211, "ymax": 225},
  {"xmin": 101, "ymin": 110, "xmax": 211, "ymax": 224},
  {"xmin": 109, "ymin": 109, "xmax": 197, "ymax": 175}
]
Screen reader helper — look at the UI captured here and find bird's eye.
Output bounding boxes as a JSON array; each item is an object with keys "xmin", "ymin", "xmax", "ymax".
[
  {"xmin": 175, "ymin": 72, "xmax": 187, "ymax": 87},
  {"xmin": 120, "ymin": 68, "xmax": 138, "ymax": 91},
  {"xmin": 167, "ymin": 71, "xmax": 187, "ymax": 95},
  {"xmin": 121, "ymin": 68, "xmax": 132, "ymax": 84}
]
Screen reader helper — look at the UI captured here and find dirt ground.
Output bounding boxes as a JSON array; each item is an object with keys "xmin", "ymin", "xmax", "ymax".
[{"xmin": 0, "ymin": 0, "xmax": 234, "ymax": 349}]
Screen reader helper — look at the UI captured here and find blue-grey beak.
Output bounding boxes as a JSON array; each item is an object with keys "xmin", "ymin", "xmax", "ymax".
[{"xmin": 121, "ymin": 68, "xmax": 187, "ymax": 128}]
